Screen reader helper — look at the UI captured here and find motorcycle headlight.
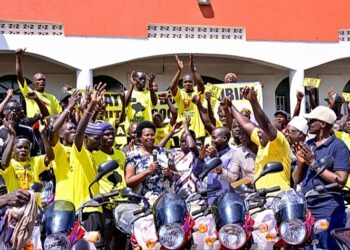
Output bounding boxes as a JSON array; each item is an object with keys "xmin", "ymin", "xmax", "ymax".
[
  {"xmin": 280, "ymin": 219, "xmax": 307, "ymax": 245},
  {"xmin": 218, "ymin": 224, "xmax": 246, "ymax": 250},
  {"xmin": 159, "ymin": 223, "xmax": 185, "ymax": 250}
]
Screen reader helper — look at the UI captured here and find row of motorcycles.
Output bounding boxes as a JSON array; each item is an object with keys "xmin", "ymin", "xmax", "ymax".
[{"xmin": 30, "ymin": 155, "xmax": 350, "ymax": 249}]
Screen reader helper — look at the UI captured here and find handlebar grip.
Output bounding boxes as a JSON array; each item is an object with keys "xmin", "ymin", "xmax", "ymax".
[
  {"xmin": 93, "ymin": 190, "xmax": 119, "ymax": 202},
  {"xmin": 198, "ymin": 186, "xmax": 221, "ymax": 195},
  {"xmin": 133, "ymin": 206, "xmax": 147, "ymax": 216},
  {"xmin": 324, "ymin": 183, "xmax": 339, "ymax": 190},
  {"xmin": 191, "ymin": 207, "xmax": 205, "ymax": 216},
  {"xmin": 265, "ymin": 186, "xmax": 281, "ymax": 194}
]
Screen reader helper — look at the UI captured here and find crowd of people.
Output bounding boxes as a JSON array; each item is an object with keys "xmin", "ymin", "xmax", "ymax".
[{"xmin": 0, "ymin": 49, "xmax": 349, "ymax": 249}]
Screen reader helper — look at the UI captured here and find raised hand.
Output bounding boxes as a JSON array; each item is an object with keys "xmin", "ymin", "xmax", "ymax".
[
  {"xmin": 192, "ymin": 94, "xmax": 200, "ymax": 105},
  {"xmin": 171, "ymin": 121, "xmax": 183, "ymax": 134},
  {"xmin": 241, "ymin": 87, "xmax": 258, "ymax": 103},
  {"xmin": 296, "ymin": 90, "xmax": 304, "ymax": 101},
  {"xmin": 205, "ymin": 92, "xmax": 212, "ymax": 102},
  {"xmin": 206, "ymin": 145, "xmax": 217, "ymax": 158},
  {"xmin": 199, "ymin": 144, "xmax": 209, "ymax": 160},
  {"xmin": 327, "ymin": 87, "xmax": 336, "ymax": 106},
  {"xmin": 15, "ymin": 48, "xmax": 26, "ymax": 59},
  {"xmin": 39, "ymin": 118, "xmax": 50, "ymax": 133},
  {"xmin": 91, "ymin": 82, "xmax": 106, "ymax": 104},
  {"xmin": 6, "ymin": 89, "xmax": 14, "ymax": 99},
  {"xmin": 175, "ymin": 55, "xmax": 184, "ymax": 71},
  {"xmin": 147, "ymin": 72, "xmax": 157, "ymax": 85},
  {"xmin": 3, "ymin": 113, "xmax": 16, "ymax": 136},
  {"xmin": 185, "ymin": 114, "xmax": 191, "ymax": 128},
  {"xmin": 67, "ymin": 90, "xmax": 81, "ymax": 109}
]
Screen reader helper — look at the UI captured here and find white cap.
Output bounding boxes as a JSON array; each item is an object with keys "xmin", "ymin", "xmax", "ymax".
[
  {"xmin": 304, "ymin": 106, "xmax": 337, "ymax": 125},
  {"xmin": 288, "ymin": 116, "xmax": 308, "ymax": 135}
]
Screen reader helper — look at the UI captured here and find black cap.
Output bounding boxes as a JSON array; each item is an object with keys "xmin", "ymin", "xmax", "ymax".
[
  {"xmin": 274, "ymin": 110, "xmax": 289, "ymax": 119},
  {"xmin": 59, "ymin": 92, "xmax": 71, "ymax": 103},
  {"xmin": 324, "ymin": 94, "xmax": 344, "ymax": 104}
]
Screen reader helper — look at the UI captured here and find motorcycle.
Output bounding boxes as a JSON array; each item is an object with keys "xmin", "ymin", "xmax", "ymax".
[
  {"xmin": 114, "ymin": 157, "xmax": 223, "ymax": 250},
  {"xmin": 208, "ymin": 162, "xmax": 283, "ymax": 250},
  {"xmin": 43, "ymin": 159, "xmax": 120, "ymax": 250},
  {"xmin": 250, "ymin": 156, "xmax": 335, "ymax": 249}
]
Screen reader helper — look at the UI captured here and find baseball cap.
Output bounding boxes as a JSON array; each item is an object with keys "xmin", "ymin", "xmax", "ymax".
[
  {"xmin": 324, "ymin": 94, "xmax": 344, "ymax": 104},
  {"xmin": 304, "ymin": 106, "xmax": 337, "ymax": 125},
  {"xmin": 274, "ymin": 110, "xmax": 290, "ymax": 119},
  {"xmin": 288, "ymin": 116, "xmax": 308, "ymax": 135}
]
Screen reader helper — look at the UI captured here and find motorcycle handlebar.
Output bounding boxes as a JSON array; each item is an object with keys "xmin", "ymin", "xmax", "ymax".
[
  {"xmin": 315, "ymin": 183, "xmax": 338, "ymax": 192},
  {"xmin": 198, "ymin": 186, "xmax": 221, "ymax": 195},
  {"xmin": 133, "ymin": 206, "xmax": 148, "ymax": 216},
  {"xmin": 191, "ymin": 206, "xmax": 206, "ymax": 216},
  {"xmin": 93, "ymin": 190, "xmax": 120, "ymax": 202},
  {"xmin": 256, "ymin": 186, "xmax": 280, "ymax": 197}
]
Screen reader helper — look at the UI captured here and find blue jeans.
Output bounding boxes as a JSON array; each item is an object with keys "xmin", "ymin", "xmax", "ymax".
[{"xmin": 308, "ymin": 213, "xmax": 347, "ymax": 250}]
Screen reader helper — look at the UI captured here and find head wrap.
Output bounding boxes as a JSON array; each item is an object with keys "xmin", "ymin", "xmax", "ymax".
[
  {"xmin": 99, "ymin": 122, "xmax": 114, "ymax": 132},
  {"xmin": 85, "ymin": 122, "xmax": 104, "ymax": 136}
]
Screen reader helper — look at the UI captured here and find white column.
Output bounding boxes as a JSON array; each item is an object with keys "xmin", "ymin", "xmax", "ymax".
[
  {"xmin": 289, "ymin": 69, "xmax": 305, "ymax": 115},
  {"xmin": 76, "ymin": 68, "xmax": 93, "ymax": 89}
]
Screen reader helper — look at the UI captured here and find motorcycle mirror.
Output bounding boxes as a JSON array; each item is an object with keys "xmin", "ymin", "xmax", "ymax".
[
  {"xmin": 89, "ymin": 160, "xmax": 119, "ymax": 198},
  {"xmin": 107, "ymin": 171, "xmax": 122, "ymax": 186},
  {"xmin": 29, "ymin": 182, "xmax": 44, "ymax": 193},
  {"xmin": 199, "ymin": 157, "xmax": 222, "ymax": 181},
  {"xmin": 253, "ymin": 162, "xmax": 283, "ymax": 189},
  {"xmin": 310, "ymin": 155, "xmax": 334, "ymax": 182},
  {"xmin": 121, "ymin": 187, "xmax": 135, "ymax": 198}
]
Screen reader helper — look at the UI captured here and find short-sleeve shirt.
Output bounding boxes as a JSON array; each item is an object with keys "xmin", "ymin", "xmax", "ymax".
[
  {"xmin": 52, "ymin": 142, "xmax": 73, "ymax": 201},
  {"xmin": 125, "ymin": 147, "xmax": 169, "ymax": 196},
  {"xmin": 154, "ymin": 124, "xmax": 173, "ymax": 149},
  {"xmin": 127, "ymin": 89, "xmax": 153, "ymax": 123},
  {"xmin": 251, "ymin": 128, "xmax": 291, "ymax": 191},
  {"xmin": 1, "ymin": 155, "xmax": 48, "ymax": 192},
  {"xmin": 93, "ymin": 149, "xmax": 126, "ymax": 194},
  {"xmin": 18, "ymin": 79, "xmax": 61, "ymax": 117},
  {"xmin": 174, "ymin": 87, "xmax": 206, "ymax": 138},
  {"xmin": 301, "ymin": 136, "xmax": 350, "ymax": 218},
  {"xmin": 69, "ymin": 144, "xmax": 100, "ymax": 213}
]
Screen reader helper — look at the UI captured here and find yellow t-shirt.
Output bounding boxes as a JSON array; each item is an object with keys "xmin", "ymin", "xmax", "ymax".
[
  {"xmin": 155, "ymin": 124, "xmax": 173, "ymax": 149},
  {"xmin": 251, "ymin": 128, "xmax": 291, "ymax": 191},
  {"xmin": 92, "ymin": 149, "xmax": 126, "ymax": 194},
  {"xmin": 18, "ymin": 79, "xmax": 62, "ymax": 117},
  {"xmin": 52, "ymin": 142, "xmax": 73, "ymax": 201},
  {"xmin": 127, "ymin": 89, "xmax": 153, "ymax": 123},
  {"xmin": 334, "ymin": 131, "xmax": 350, "ymax": 151},
  {"xmin": 174, "ymin": 87, "xmax": 206, "ymax": 138},
  {"xmin": 70, "ymin": 144, "xmax": 101, "ymax": 213},
  {"xmin": 1, "ymin": 155, "xmax": 48, "ymax": 192}
]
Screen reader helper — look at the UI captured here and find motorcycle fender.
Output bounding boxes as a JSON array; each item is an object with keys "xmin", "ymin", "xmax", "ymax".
[
  {"xmin": 133, "ymin": 214, "xmax": 161, "ymax": 250},
  {"xmin": 192, "ymin": 214, "xmax": 220, "ymax": 250}
]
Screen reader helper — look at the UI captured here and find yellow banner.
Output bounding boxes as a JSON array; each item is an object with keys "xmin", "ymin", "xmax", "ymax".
[
  {"xmin": 342, "ymin": 92, "xmax": 350, "ymax": 102},
  {"xmin": 303, "ymin": 77, "xmax": 321, "ymax": 88}
]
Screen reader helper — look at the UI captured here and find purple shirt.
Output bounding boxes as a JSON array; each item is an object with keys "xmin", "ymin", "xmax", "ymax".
[{"xmin": 193, "ymin": 146, "xmax": 236, "ymax": 204}]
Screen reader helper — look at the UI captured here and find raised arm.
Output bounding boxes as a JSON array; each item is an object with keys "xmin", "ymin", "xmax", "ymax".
[
  {"xmin": 230, "ymin": 104, "xmax": 256, "ymax": 137},
  {"xmin": 192, "ymin": 94, "xmax": 216, "ymax": 134},
  {"xmin": 15, "ymin": 48, "xmax": 26, "ymax": 87},
  {"xmin": 205, "ymin": 92, "xmax": 217, "ymax": 126},
  {"xmin": 292, "ymin": 90, "xmax": 304, "ymax": 117},
  {"xmin": 189, "ymin": 54, "xmax": 205, "ymax": 93},
  {"xmin": 184, "ymin": 115, "xmax": 198, "ymax": 155},
  {"xmin": 1, "ymin": 115, "xmax": 16, "ymax": 169},
  {"xmin": 242, "ymin": 87, "xmax": 277, "ymax": 140},
  {"xmin": 0, "ymin": 89, "xmax": 13, "ymax": 115},
  {"xmin": 148, "ymin": 73, "xmax": 158, "ymax": 106},
  {"xmin": 125, "ymin": 71, "xmax": 136, "ymax": 107},
  {"xmin": 39, "ymin": 120, "xmax": 55, "ymax": 166},
  {"xmin": 49, "ymin": 90, "xmax": 80, "ymax": 146},
  {"xmin": 221, "ymin": 96, "xmax": 233, "ymax": 130},
  {"xmin": 170, "ymin": 55, "xmax": 184, "ymax": 97},
  {"xmin": 25, "ymin": 91, "xmax": 50, "ymax": 118},
  {"xmin": 158, "ymin": 121, "xmax": 183, "ymax": 148},
  {"xmin": 75, "ymin": 83, "xmax": 105, "ymax": 151},
  {"xmin": 115, "ymin": 90, "xmax": 126, "ymax": 127},
  {"xmin": 158, "ymin": 94, "xmax": 178, "ymax": 126}
]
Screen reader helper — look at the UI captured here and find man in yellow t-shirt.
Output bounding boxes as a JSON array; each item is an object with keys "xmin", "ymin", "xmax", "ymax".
[
  {"xmin": 48, "ymin": 91, "xmax": 80, "ymax": 202},
  {"xmin": 230, "ymin": 87, "xmax": 291, "ymax": 191},
  {"xmin": 125, "ymin": 71, "xmax": 158, "ymax": 123},
  {"xmin": 16, "ymin": 48, "xmax": 61, "ymax": 117},
  {"xmin": 170, "ymin": 54, "xmax": 206, "ymax": 140},
  {"xmin": 93, "ymin": 122, "xmax": 126, "ymax": 249},
  {"xmin": 69, "ymin": 84, "xmax": 106, "ymax": 240}
]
